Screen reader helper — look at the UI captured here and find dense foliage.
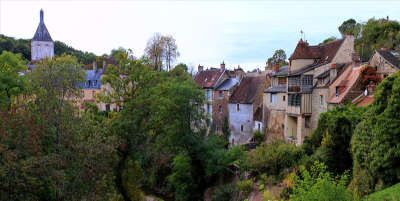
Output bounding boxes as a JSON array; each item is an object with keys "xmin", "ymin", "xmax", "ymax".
[
  {"xmin": 0, "ymin": 34, "xmax": 97, "ymax": 64},
  {"xmin": 302, "ymin": 105, "xmax": 366, "ymax": 175},
  {"xmin": 351, "ymin": 71, "xmax": 400, "ymax": 197}
]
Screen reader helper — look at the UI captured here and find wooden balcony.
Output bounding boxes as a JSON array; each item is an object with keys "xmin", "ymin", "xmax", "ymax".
[{"xmin": 286, "ymin": 94, "xmax": 312, "ymax": 115}]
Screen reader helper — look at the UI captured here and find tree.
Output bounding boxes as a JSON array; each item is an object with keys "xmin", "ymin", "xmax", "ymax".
[
  {"xmin": 338, "ymin": 18, "xmax": 361, "ymax": 37},
  {"xmin": 145, "ymin": 33, "xmax": 165, "ymax": 71},
  {"xmin": 162, "ymin": 35, "xmax": 180, "ymax": 71},
  {"xmin": 0, "ymin": 51, "xmax": 26, "ymax": 111},
  {"xmin": 267, "ymin": 49, "xmax": 288, "ymax": 67},
  {"xmin": 351, "ymin": 71, "xmax": 400, "ymax": 196},
  {"xmin": 320, "ymin": 37, "xmax": 337, "ymax": 45}
]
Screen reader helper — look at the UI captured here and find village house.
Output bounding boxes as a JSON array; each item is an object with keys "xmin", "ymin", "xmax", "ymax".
[
  {"xmin": 194, "ymin": 62, "xmax": 244, "ymax": 133},
  {"xmin": 228, "ymin": 72, "xmax": 268, "ymax": 145},
  {"xmin": 263, "ymin": 63, "xmax": 288, "ymax": 142},
  {"xmin": 282, "ymin": 35, "xmax": 354, "ymax": 145},
  {"xmin": 350, "ymin": 48, "xmax": 400, "ymax": 106}
]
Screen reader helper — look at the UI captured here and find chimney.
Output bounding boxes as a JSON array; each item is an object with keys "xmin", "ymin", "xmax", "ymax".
[
  {"xmin": 367, "ymin": 82, "xmax": 376, "ymax": 95},
  {"xmin": 381, "ymin": 46, "xmax": 387, "ymax": 51},
  {"xmin": 352, "ymin": 52, "xmax": 361, "ymax": 64},
  {"xmin": 102, "ymin": 60, "xmax": 106, "ymax": 71},
  {"xmin": 198, "ymin": 65, "xmax": 203, "ymax": 72},
  {"xmin": 273, "ymin": 62, "xmax": 279, "ymax": 72},
  {"xmin": 235, "ymin": 68, "xmax": 243, "ymax": 83},
  {"xmin": 220, "ymin": 61, "xmax": 225, "ymax": 71},
  {"xmin": 330, "ymin": 63, "xmax": 337, "ymax": 82},
  {"xmin": 93, "ymin": 61, "xmax": 97, "ymax": 72}
]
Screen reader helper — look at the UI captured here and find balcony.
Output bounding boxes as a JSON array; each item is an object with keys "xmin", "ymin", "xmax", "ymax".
[{"xmin": 286, "ymin": 94, "xmax": 312, "ymax": 115}]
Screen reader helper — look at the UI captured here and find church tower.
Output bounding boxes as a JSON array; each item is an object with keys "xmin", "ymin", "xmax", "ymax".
[{"xmin": 31, "ymin": 9, "xmax": 54, "ymax": 61}]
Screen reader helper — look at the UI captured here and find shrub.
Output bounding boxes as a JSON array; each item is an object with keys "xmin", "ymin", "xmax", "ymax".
[
  {"xmin": 237, "ymin": 179, "xmax": 253, "ymax": 196},
  {"xmin": 290, "ymin": 161, "xmax": 352, "ymax": 201},
  {"xmin": 262, "ymin": 190, "xmax": 277, "ymax": 201},
  {"xmin": 248, "ymin": 141, "xmax": 304, "ymax": 176},
  {"xmin": 253, "ymin": 130, "xmax": 264, "ymax": 145},
  {"xmin": 211, "ymin": 184, "xmax": 239, "ymax": 201}
]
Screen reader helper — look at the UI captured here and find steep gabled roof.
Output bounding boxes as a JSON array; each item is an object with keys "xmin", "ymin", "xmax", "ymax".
[
  {"xmin": 215, "ymin": 78, "xmax": 238, "ymax": 91},
  {"xmin": 328, "ymin": 65, "xmax": 361, "ymax": 104},
  {"xmin": 376, "ymin": 50, "xmax": 400, "ymax": 68},
  {"xmin": 194, "ymin": 68, "xmax": 224, "ymax": 89},
  {"xmin": 32, "ymin": 10, "xmax": 53, "ymax": 42},
  {"xmin": 229, "ymin": 75, "xmax": 265, "ymax": 104},
  {"xmin": 289, "ymin": 38, "xmax": 345, "ymax": 63}
]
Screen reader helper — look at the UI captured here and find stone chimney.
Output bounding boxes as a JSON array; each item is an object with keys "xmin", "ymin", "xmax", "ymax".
[
  {"xmin": 273, "ymin": 62, "xmax": 279, "ymax": 73},
  {"xmin": 330, "ymin": 63, "xmax": 337, "ymax": 82},
  {"xmin": 220, "ymin": 61, "xmax": 225, "ymax": 71},
  {"xmin": 102, "ymin": 60, "xmax": 106, "ymax": 71},
  {"xmin": 198, "ymin": 65, "xmax": 203, "ymax": 72},
  {"xmin": 93, "ymin": 61, "xmax": 97, "ymax": 72},
  {"xmin": 367, "ymin": 82, "xmax": 376, "ymax": 95}
]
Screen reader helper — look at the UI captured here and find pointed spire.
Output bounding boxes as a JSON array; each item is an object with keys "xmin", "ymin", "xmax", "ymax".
[{"xmin": 40, "ymin": 9, "xmax": 44, "ymax": 23}]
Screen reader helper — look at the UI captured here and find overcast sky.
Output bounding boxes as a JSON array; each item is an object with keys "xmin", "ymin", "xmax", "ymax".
[{"xmin": 1, "ymin": 0, "xmax": 400, "ymax": 71}]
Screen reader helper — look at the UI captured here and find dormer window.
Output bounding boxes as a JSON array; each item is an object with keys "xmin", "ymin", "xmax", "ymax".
[{"xmin": 336, "ymin": 86, "xmax": 339, "ymax": 97}]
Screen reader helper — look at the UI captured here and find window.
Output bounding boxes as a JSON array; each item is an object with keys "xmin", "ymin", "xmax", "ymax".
[
  {"xmin": 336, "ymin": 86, "xmax": 339, "ymax": 97},
  {"xmin": 278, "ymin": 77, "xmax": 287, "ymax": 85},
  {"xmin": 207, "ymin": 104, "xmax": 211, "ymax": 114},
  {"xmin": 288, "ymin": 94, "xmax": 301, "ymax": 106},
  {"xmin": 219, "ymin": 91, "xmax": 223, "ymax": 98},
  {"xmin": 93, "ymin": 80, "xmax": 97, "ymax": 86},
  {"xmin": 206, "ymin": 90, "xmax": 210, "ymax": 99},
  {"xmin": 219, "ymin": 105, "xmax": 222, "ymax": 113},
  {"xmin": 258, "ymin": 123, "xmax": 261, "ymax": 131},
  {"xmin": 320, "ymin": 95, "xmax": 324, "ymax": 106},
  {"xmin": 305, "ymin": 116, "xmax": 311, "ymax": 128},
  {"xmin": 241, "ymin": 125, "xmax": 244, "ymax": 132},
  {"xmin": 86, "ymin": 81, "xmax": 90, "ymax": 87},
  {"xmin": 283, "ymin": 95, "xmax": 286, "ymax": 101},
  {"xmin": 270, "ymin": 93, "xmax": 277, "ymax": 103},
  {"xmin": 301, "ymin": 75, "xmax": 313, "ymax": 86},
  {"xmin": 236, "ymin": 104, "xmax": 240, "ymax": 112}
]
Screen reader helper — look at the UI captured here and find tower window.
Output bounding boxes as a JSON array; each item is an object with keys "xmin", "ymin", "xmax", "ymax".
[{"xmin": 236, "ymin": 104, "xmax": 240, "ymax": 112}]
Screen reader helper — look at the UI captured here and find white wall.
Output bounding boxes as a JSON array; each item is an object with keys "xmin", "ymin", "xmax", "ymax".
[
  {"xmin": 31, "ymin": 41, "xmax": 54, "ymax": 61},
  {"xmin": 228, "ymin": 103, "xmax": 254, "ymax": 145}
]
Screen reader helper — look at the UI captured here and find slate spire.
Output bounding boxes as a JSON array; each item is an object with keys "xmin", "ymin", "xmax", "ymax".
[{"xmin": 32, "ymin": 9, "xmax": 53, "ymax": 42}]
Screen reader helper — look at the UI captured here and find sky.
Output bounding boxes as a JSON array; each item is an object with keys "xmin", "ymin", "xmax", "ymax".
[{"xmin": 1, "ymin": 0, "xmax": 400, "ymax": 72}]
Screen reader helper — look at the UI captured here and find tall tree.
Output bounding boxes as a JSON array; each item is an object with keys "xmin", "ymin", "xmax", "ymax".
[
  {"xmin": 162, "ymin": 35, "xmax": 180, "ymax": 71},
  {"xmin": 338, "ymin": 18, "xmax": 361, "ymax": 37},
  {"xmin": 145, "ymin": 33, "xmax": 165, "ymax": 71}
]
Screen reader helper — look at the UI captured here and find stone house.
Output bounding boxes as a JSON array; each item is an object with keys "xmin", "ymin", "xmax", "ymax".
[
  {"xmin": 284, "ymin": 35, "xmax": 354, "ymax": 145},
  {"xmin": 194, "ymin": 62, "xmax": 244, "ymax": 133},
  {"xmin": 369, "ymin": 48, "xmax": 400, "ymax": 78},
  {"xmin": 228, "ymin": 73, "xmax": 268, "ymax": 145},
  {"xmin": 263, "ymin": 63, "xmax": 288, "ymax": 142},
  {"xmin": 81, "ymin": 58, "xmax": 118, "ymax": 111}
]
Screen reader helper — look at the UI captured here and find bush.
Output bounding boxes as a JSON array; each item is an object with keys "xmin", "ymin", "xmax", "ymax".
[
  {"xmin": 290, "ymin": 161, "xmax": 352, "ymax": 201},
  {"xmin": 253, "ymin": 130, "xmax": 264, "ymax": 145},
  {"xmin": 248, "ymin": 141, "xmax": 304, "ymax": 176},
  {"xmin": 262, "ymin": 190, "xmax": 277, "ymax": 201},
  {"xmin": 237, "ymin": 179, "xmax": 253, "ymax": 196},
  {"xmin": 211, "ymin": 184, "xmax": 239, "ymax": 201}
]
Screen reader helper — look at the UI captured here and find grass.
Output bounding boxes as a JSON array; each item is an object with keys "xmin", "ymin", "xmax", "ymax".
[{"xmin": 366, "ymin": 183, "xmax": 400, "ymax": 201}]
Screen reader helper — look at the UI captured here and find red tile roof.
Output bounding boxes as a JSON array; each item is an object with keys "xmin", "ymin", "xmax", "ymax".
[
  {"xmin": 329, "ymin": 65, "xmax": 361, "ymax": 104},
  {"xmin": 194, "ymin": 68, "xmax": 224, "ymax": 88},
  {"xmin": 353, "ymin": 95, "xmax": 374, "ymax": 107},
  {"xmin": 229, "ymin": 75, "xmax": 266, "ymax": 104},
  {"xmin": 289, "ymin": 38, "xmax": 345, "ymax": 63}
]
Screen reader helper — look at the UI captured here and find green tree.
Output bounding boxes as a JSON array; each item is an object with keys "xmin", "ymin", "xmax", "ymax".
[
  {"xmin": 0, "ymin": 51, "xmax": 26, "ymax": 111},
  {"xmin": 338, "ymin": 18, "xmax": 361, "ymax": 37},
  {"xmin": 351, "ymin": 71, "xmax": 400, "ymax": 196}
]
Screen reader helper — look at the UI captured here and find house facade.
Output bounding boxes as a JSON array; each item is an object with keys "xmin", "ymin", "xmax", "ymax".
[
  {"xmin": 228, "ymin": 73, "xmax": 268, "ymax": 145},
  {"xmin": 281, "ymin": 35, "xmax": 355, "ymax": 145},
  {"xmin": 263, "ymin": 63, "xmax": 288, "ymax": 142},
  {"xmin": 194, "ymin": 62, "xmax": 244, "ymax": 133}
]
